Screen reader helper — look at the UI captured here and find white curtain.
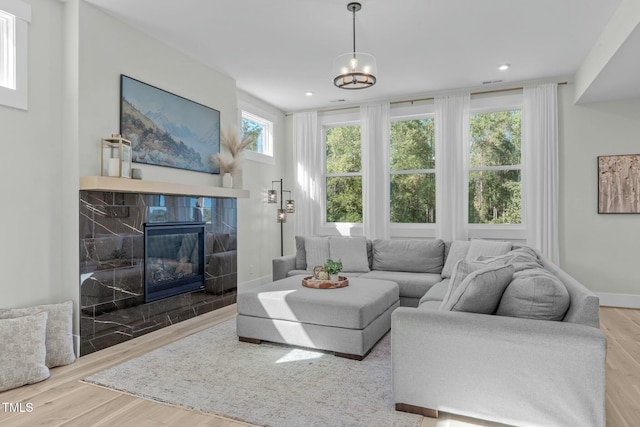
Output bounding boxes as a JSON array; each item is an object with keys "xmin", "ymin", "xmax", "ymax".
[
  {"xmin": 361, "ymin": 103, "xmax": 390, "ymax": 239},
  {"xmin": 435, "ymin": 93, "xmax": 470, "ymax": 241},
  {"xmin": 523, "ymin": 83, "xmax": 559, "ymax": 263},
  {"xmin": 293, "ymin": 111, "xmax": 320, "ymax": 237}
]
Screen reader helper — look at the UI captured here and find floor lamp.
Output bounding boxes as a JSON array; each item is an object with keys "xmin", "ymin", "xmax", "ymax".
[{"xmin": 268, "ymin": 179, "xmax": 295, "ymax": 256}]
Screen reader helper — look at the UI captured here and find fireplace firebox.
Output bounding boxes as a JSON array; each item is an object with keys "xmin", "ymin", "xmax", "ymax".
[{"xmin": 144, "ymin": 222, "xmax": 205, "ymax": 303}]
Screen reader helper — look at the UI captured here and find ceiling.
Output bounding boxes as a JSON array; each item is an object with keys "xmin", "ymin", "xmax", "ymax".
[{"xmin": 85, "ymin": 0, "xmax": 631, "ymax": 113}]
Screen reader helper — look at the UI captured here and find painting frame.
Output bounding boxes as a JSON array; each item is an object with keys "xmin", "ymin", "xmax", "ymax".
[
  {"xmin": 120, "ymin": 75, "xmax": 220, "ymax": 174},
  {"xmin": 597, "ymin": 154, "xmax": 640, "ymax": 214}
]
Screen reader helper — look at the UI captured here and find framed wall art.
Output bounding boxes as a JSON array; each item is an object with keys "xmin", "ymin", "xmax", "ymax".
[
  {"xmin": 120, "ymin": 75, "xmax": 220, "ymax": 174},
  {"xmin": 598, "ymin": 154, "xmax": 640, "ymax": 214}
]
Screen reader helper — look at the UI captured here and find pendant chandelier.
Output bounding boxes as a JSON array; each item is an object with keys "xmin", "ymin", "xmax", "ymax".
[{"xmin": 332, "ymin": 2, "xmax": 377, "ymax": 90}]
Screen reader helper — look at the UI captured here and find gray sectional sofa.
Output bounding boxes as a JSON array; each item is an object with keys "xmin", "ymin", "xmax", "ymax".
[{"xmin": 272, "ymin": 236, "xmax": 606, "ymax": 426}]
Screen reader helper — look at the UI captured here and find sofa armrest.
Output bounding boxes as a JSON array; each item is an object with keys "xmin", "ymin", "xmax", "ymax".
[
  {"xmin": 391, "ymin": 307, "xmax": 605, "ymax": 427},
  {"xmin": 272, "ymin": 254, "xmax": 296, "ymax": 281}
]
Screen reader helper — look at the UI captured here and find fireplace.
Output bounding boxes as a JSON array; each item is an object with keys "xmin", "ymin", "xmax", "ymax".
[{"xmin": 144, "ymin": 222, "xmax": 205, "ymax": 303}]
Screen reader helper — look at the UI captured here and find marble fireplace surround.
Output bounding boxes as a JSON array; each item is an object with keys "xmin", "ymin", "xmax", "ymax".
[{"xmin": 79, "ymin": 177, "xmax": 249, "ymax": 356}]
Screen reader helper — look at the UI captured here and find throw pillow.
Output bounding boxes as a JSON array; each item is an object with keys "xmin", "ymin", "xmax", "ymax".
[
  {"xmin": 0, "ymin": 300, "xmax": 76, "ymax": 368},
  {"xmin": 441, "ymin": 240, "xmax": 471, "ymax": 278},
  {"xmin": 465, "ymin": 239, "xmax": 512, "ymax": 262},
  {"xmin": 0, "ymin": 312, "xmax": 50, "ymax": 392},
  {"xmin": 497, "ymin": 269, "xmax": 570, "ymax": 321},
  {"xmin": 304, "ymin": 236, "xmax": 330, "ymax": 269},
  {"xmin": 295, "ymin": 235, "xmax": 307, "ymax": 270},
  {"xmin": 440, "ymin": 257, "xmax": 511, "ymax": 307},
  {"xmin": 372, "ymin": 239, "xmax": 444, "ymax": 273},
  {"xmin": 441, "ymin": 264, "xmax": 515, "ymax": 314},
  {"xmin": 329, "ymin": 236, "xmax": 370, "ymax": 272}
]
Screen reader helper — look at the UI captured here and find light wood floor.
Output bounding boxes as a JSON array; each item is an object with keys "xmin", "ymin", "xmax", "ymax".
[{"xmin": 0, "ymin": 305, "xmax": 638, "ymax": 427}]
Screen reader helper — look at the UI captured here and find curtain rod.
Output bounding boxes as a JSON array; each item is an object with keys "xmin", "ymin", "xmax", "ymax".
[{"xmin": 287, "ymin": 82, "xmax": 568, "ymax": 116}]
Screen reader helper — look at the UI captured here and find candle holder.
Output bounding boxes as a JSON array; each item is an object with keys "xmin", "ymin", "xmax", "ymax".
[{"xmin": 101, "ymin": 134, "xmax": 132, "ymax": 178}]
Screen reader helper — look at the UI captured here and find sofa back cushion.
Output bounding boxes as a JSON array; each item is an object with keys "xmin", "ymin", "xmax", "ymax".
[
  {"xmin": 295, "ymin": 235, "xmax": 307, "ymax": 270},
  {"xmin": 372, "ymin": 239, "xmax": 444, "ymax": 273},
  {"xmin": 304, "ymin": 236, "xmax": 330, "ymax": 269},
  {"xmin": 497, "ymin": 268, "xmax": 570, "ymax": 321},
  {"xmin": 329, "ymin": 236, "xmax": 370, "ymax": 272},
  {"xmin": 441, "ymin": 241, "xmax": 471, "ymax": 278}
]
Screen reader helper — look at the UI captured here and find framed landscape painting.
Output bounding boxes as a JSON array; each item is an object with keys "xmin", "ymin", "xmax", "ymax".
[
  {"xmin": 598, "ymin": 154, "xmax": 640, "ymax": 213},
  {"xmin": 120, "ymin": 75, "xmax": 220, "ymax": 174}
]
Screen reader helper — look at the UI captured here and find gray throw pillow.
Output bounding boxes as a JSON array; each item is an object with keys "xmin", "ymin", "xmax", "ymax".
[
  {"xmin": 304, "ymin": 236, "xmax": 330, "ymax": 269},
  {"xmin": 295, "ymin": 235, "xmax": 307, "ymax": 270},
  {"xmin": 0, "ymin": 300, "xmax": 76, "ymax": 368},
  {"xmin": 0, "ymin": 312, "xmax": 50, "ymax": 392},
  {"xmin": 466, "ymin": 239, "xmax": 512, "ymax": 261},
  {"xmin": 441, "ymin": 240, "xmax": 471, "ymax": 278},
  {"xmin": 372, "ymin": 239, "xmax": 444, "ymax": 273},
  {"xmin": 329, "ymin": 236, "xmax": 370, "ymax": 272},
  {"xmin": 497, "ymin": 269, "xmax": 570, "ymax": 321},
  {"xmin": 440, "ymin": 257, "xmax": 510, "ymax": 308},
  {"xmin": 441, "ymin": 264, "xmax": 515, "ymax": 314}
]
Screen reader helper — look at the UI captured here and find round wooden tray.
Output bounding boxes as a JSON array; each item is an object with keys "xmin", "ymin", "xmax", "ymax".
[{"xmin": 302, "ymin": 276, "xmax": 349, "ymax": 289}]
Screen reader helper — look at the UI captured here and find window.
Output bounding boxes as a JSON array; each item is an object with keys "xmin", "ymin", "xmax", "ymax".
[
  {"xmin": 390, "ymin": 117, "xmax": 436, "ymax": 223},
  {"xmin": 0, "ymin": 0, "xmax": 30, "ymax": 110},
  {"xmin": 241, "ymin": 110, "xmax": 273, "ymax": 158},
  {"xmin": 468, "ymin": 109, "xmax": 522, "ymax": 224},
  {"xmin": 324, "ymin": 124, "xmax": 363, "ymax": 223}
]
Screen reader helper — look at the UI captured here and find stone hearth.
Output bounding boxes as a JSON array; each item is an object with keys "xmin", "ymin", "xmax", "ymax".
[{"xmin": 79, "ymin": 190, "xmax": 238, "ymax": 355}]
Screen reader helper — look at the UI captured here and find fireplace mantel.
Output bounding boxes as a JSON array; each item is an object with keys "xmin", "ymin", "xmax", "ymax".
[{"xmin": 80, "ymin": 176, "xmax": 250, "ymax": 198}]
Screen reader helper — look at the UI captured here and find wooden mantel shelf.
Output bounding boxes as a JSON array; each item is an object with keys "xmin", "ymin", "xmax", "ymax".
[{"xmin": 80, "ymin": 176, "xmax": 250, "ymax": 199}]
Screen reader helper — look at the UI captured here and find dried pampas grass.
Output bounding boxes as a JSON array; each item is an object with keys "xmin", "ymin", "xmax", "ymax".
[{"xmin": 211, "ymin": 129, "xmax": 253, "ymax": 175}]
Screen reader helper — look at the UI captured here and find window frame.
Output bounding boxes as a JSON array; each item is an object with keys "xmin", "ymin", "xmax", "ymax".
[
  {"xmin": 318, "ymin": 110, "xmax": 364, "ymax": 236},
  {"xmin": 0, "ymin": 0, "xmax": 30, "ymax": 110},
  {"xmin": 467, "ymin": 92, "xmax": 525, "ymax": 240},
  {"xmin": 389, "ymin": 103, "xmax": 437, "ymax": 238},
  {"xmin": 239, "ymin": 102, "xmax": 275, "ymax": 165}
]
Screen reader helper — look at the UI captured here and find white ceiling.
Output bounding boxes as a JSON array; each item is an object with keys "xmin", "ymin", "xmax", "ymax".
[{"xmin": 85, "ymin": 0, "xmax": 629, "ymax": 112}]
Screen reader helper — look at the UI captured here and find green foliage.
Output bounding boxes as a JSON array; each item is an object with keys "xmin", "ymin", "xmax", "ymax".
[
  {"xmin": 325, "ymin": 126, "xmax": 363, "ymax": 222},
  {"xmin": 323, "ymin": 258, "xmax": 343, "ymax": 274},
  {"xmin": 242, "ymin": 118, "xmax": 262, "ymax": 152},
  {"xmin": 390, "ymin": 119, "xmax": 436, "ymax": 223},
  {"xmin": 468, "ymin": 110, "xmax": 522, "ymax": 224}
]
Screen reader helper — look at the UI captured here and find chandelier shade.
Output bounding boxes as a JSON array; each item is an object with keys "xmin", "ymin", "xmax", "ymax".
[{"xmin": 333, "ymin": 2, "xmax": 377, "ymax": 90}]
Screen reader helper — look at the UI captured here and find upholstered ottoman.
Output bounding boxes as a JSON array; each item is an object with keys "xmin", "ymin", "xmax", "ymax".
[{"xmin": 237, "ymin": 275, "xmax": 399, "ymax": 360}]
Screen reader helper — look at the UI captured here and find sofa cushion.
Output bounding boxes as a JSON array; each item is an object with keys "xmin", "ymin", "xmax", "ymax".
[
  {"xmin": 419, "ymin": 279, "xmax": 450, "ymax": 305},
  {"xmin": 476, "ymin": 246, "xmax": 543, "ymax": 272},
  {"xmin": 0, "ymin": 300, "xmax": 76, "ymax": 368},
  {"xmin": 329, "ymin": 236, "xmax": 370, "ymax": 272},
  {"xmin": 360, "ymin": 270, "xmax": 442, "ymax": 299},
  {"xmin": 304, "ymin": 236, "xmax": 330, "ymax": 269},
  {"xmin": 372, "ymin": 239, "xmax": 444, "ymax": 273},
  {"xmin": 440, "ymin": 257, "xmax": 511, "ymax": 308},
  {"xmin": 441, "ymin": 240, "xmax": 471, "ymax": 278},
  {"xmin": 441, "ymin": 264, "xmax": 514, "ymax": 314},
  {"xmin": 497, "ymin": 269, "xmax": 570, "ymax": 321},
  {"xmin": 295, "ymin": 235, "xmax": 307, "ymax": 270},
  {"xmin": 466, "ymin": 239, "xmax": 513, "ymax": 261},
  {"xmin": 0, "ymin": 312, "xmax": 50, "ymax": 392}
]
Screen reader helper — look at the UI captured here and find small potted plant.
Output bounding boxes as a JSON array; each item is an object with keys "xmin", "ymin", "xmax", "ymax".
[{"xmin": 323, "ymin": 259, "xmax": 343, "ymax": 283}]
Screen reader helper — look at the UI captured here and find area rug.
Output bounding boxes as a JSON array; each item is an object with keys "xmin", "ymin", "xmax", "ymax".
[{"xmin": 83, "ymin": 320, "xmax": 422, "ymax": 427}]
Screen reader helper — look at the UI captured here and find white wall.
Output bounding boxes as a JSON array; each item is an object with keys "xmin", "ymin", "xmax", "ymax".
[
  {"xmin": 0, "ymin": 0, "xmax": 66, "ymax": 308},
  {"xmin": 558, "ymin": 83, "xmax": 640, "ymax": 302}
]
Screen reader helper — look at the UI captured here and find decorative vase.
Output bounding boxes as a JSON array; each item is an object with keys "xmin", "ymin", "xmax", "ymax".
[
  {"xmin": 222, "ymin": 173, "xmax": 233, "ymax": 188},
  {"xmin": 330, "ymin": 274, "xmax": 340, "ymax": 283}
]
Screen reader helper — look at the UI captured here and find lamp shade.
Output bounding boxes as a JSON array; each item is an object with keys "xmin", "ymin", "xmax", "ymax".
[
  {"xmin": 267, "ymin": 189, "xmax": 278, "ymax": 203},
  {"xmin": 277, "ymin": 209, "xmax": 287, "ymax": 223},
  {"xmin": 286, "ymin": 199, "xmax": 295, "ymax": 213},
  {"xmin": 333, "ymin": 52, "xmax": 377, "ymax": 89}
]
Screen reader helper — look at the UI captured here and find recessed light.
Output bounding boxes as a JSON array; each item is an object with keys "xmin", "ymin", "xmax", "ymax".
[
  {"xmin": 498, "ymin": 64, "xmax": 510, "ymax": 71},
  {"xmin": 305, "ymin": 92, "xmax": 314, "ymax": 96}
]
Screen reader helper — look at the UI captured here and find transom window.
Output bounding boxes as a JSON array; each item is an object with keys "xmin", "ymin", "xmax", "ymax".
[
  {"xmin": 468, "ymin": 109, "xmax": 522, "ymax": 224},
  {"xmin": 324, "ymin": 125, "xmax": 363, "ymax": 223},
  {"xmin": 241, "ymin": 110, "xmax": 273, "ymax": 157},
  {"xmin": 0, "ymin": 9, "xmax": 15, "ymax": 90},
  {"xmin": 0, "ymin": 0, "xmax": 30, "ymax": 110},
  {"xmin": 390, "ymin": 117, "xmax": 436, "ymax": 223}
]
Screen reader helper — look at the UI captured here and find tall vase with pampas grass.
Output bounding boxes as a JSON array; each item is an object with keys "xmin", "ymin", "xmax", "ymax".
[{"xmin": 211, "ymin": 129, "xmax": 253, "ymax": 189}]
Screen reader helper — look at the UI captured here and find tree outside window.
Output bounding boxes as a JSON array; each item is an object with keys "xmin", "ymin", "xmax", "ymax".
[
  {"xmin": 390, "ymin": 118, "xmax": 436, "ymax": 223},
  {"xmin": 325, "ymin": 125, "xmax": 362, "ymax": 223},
  {"xmin": 468, "ymin": 110, "xmax": 522, "ymax": 224}
]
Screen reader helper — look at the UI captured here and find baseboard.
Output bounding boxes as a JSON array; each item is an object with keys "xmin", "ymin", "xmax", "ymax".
[
  {"xmin": 238, "ymin": 275, "xmax": 271, "ymax": 292},
  {"xmin": 597, "ymin": 292, "xmax": 640, "ymax": 309}
]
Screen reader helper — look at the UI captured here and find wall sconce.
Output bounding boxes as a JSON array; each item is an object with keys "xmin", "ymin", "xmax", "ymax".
[{"xmin": 268, "ymin": 179, "xmax": 295, "ymax": 255}]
